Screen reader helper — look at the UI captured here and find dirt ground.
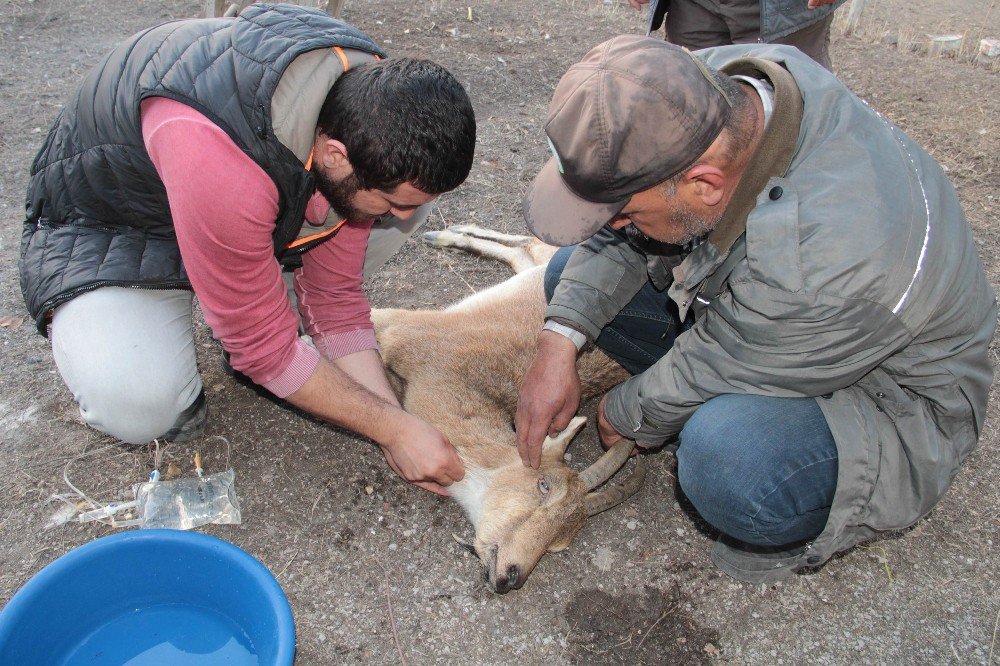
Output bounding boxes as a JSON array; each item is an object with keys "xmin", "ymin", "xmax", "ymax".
[{"xmin": 1, "ymin": 0, "xmax": 997, "ymax": 664}]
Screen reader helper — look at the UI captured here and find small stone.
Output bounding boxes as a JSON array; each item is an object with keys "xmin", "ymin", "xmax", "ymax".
[
  {"xmin": 364, "ymin": 485, "xmax": 374, "ymax": 495},
  {"xmin": 626, "ymin": 520, "xmax": 638, "ymax": 530}
]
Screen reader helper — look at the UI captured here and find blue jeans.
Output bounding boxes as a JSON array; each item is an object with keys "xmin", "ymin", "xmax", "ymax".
[{"xmin": 545, "ymin": 246, "xmax": 838, "ymax": 547}]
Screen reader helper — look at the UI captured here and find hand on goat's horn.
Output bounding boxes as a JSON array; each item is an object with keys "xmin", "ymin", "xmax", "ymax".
[{"xmin": 584, "ymin": 457, "xmax": 648, "ymax": 517}]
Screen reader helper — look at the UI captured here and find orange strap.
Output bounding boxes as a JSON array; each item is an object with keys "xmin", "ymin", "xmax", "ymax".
[
  {"xmin": 333, "ymin": 46, "xmax": 350, "ymax": 71},
  {"xmin": 286, "ymin": 217, "xmax": 348, "ymax": 250}
]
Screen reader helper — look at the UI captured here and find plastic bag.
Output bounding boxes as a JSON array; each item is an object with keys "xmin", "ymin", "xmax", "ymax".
[{"xmin": 133, "ymin": 469, "xmax": 241, "ymax": 530}]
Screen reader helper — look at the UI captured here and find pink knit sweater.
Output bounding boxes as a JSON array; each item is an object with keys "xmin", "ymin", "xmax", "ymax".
[{"xmin": 141, "ymin": 97, "xmax": 378, "ymax": 398}]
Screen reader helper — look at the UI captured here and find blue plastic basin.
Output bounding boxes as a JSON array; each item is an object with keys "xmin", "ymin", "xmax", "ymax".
[{"xmin": 0, "ymin": 530, "xmax": 294, "ymax": 665}]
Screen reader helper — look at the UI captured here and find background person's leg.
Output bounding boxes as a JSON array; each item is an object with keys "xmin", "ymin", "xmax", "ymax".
[
  {"xmin": 773, "ymin": 13, "xmax": 835, "ymax": 71},
  {"xmin": 51, "ymin": 287, "xmax": 204, "ymax": 444},
  {"xmin": 677, "ymin": 394, "xmax": 838, "ymax": 546},
  {"xmin": 665, "ymin": 0, "xmax": 735, "ymax": 49},
  {"xmin": 544, "ymin": 246, "xmax": 689, "ymax": 375},
  {"xmin": 717, "ymin": 0, "xmax": 763, "ymax": 45}
]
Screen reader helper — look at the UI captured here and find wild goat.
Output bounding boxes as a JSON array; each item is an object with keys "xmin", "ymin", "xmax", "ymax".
[{"xmin": 371, "ymin": 225, "xmax": 647, "ymax": 593}]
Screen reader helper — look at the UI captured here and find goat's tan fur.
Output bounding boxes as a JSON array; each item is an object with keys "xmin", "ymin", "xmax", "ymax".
[{"xmin": 371, "ymin": 226, "xmax": 638, "ymax": 592}]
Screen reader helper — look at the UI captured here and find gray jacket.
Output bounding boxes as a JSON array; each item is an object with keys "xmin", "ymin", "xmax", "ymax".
[{"xmin": 546, "ymin": 45, "xmax": 996, "ymax": 581}]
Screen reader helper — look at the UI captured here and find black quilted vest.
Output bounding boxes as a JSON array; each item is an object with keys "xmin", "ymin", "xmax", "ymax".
[{"xmin": 20, "ymin": 3, "xmax": 384, "ymax": 333}]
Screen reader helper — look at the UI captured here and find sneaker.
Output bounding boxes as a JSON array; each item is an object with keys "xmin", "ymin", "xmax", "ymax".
[
  {"xmin": 163, "ymin": 390, "xmax": 207, "ymax": 442},
  {"xmin": 710, "ymin": 534, "xmax": 808, "ymax": 584}
]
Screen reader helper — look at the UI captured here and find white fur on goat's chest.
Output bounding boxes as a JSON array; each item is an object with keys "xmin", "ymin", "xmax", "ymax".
[{"xmin": 448, "ymin": 466, "xmax": 497, "ymax": 529}]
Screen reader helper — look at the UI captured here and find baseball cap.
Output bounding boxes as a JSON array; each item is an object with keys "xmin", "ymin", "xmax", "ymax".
[{"xmin": 523, "ymin": 35, "xmax": 733, "ymax": 246}]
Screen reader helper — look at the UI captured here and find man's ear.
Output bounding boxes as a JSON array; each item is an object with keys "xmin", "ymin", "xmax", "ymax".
[
  {"xmin": 681, "ymin": 164, "xmax": 726, "ymax": 207},
  {"xmin": 315, "ymin": 134, "xmax": 352, "ymax": 176}
]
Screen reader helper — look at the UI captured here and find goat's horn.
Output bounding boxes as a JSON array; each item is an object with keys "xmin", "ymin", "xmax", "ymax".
[
  {"xmin": 452, "ymin": 533, "xmax": 476, "ymax": 556},
  {"xmin": 578, "ymin": 439, "xmax": 634, "ymax": 490},
  {"xmin": 584, "ymin": 458, "xmax": 648, "ymax": 517}
]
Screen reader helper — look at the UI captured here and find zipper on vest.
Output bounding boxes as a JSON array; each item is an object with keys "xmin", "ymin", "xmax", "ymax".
[{"xmin": 256, "ymin": 103, "xmax": 268, "ymax": 139}]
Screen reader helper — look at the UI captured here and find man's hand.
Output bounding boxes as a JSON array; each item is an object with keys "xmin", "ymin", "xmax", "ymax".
[
  {"xmin": 379, "ymin": 413, "xmax": 465, "ymax": 496},
  {"xmin": 515, "ymin": 330, "xmax": 582, "ymax": 468},
  {"xmin": 597, "ymin": 394, "xmax": 640, "ymax": 456},
  {"xmin": 627, "ymin": 0, "xmax": 650, "ymax": 9},
  {"xmin": 285, "ymin": 356, "xmax": 463, "ymax": 496}
]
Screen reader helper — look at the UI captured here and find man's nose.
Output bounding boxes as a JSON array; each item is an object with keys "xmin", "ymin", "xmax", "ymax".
[{"xmin": 391, "ymin": 207, "xmax": 415, "ymax": 221}]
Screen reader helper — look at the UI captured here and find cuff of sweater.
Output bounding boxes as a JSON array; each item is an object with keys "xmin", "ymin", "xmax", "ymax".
[
  {"xmin": 314, "ymin": 327, "xmax": 379, "ymax": 361},
  {"xmin": 262, "ymin": 338, "xmax": 321, "ymax": 399},
  {"xmin": 544, "ymin": 303, "xmax": 604, "ymax": 341}
]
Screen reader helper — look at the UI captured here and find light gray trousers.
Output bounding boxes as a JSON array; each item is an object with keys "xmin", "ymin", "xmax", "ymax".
[{"xmin": 50, "ymin": 206, "xmax": 431, "ymax": 444}]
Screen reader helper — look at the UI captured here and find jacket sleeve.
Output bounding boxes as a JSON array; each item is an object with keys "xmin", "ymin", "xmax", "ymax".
[
  {"xmin": 603, "ymin": 279, "xmax": 913, "ymax": 445},
  {"xmin": 544, "ymin": 226, "xmax": 651, "ymax": 340}
]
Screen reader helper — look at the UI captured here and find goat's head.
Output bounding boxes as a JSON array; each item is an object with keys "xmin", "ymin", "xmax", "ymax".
[{"xmin": 451, "ymin": 417, "xmax": 646, "ymax": 593}]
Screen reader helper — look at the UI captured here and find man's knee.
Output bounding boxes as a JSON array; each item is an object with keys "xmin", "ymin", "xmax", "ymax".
[
  {"xmin": 75, "ymin": 380, "xmax": 204, "ymax": 444},
  {"xmin": 50, "ymin": 287, "xmax": 203, "ymax": 444},
  {"xmin": 543, "ymin": 245, "xmax": 576, "ymax": 302},
  {"xmin": 676, "ymin": 395, "xmax": 837, "ymax": 546},
  {"xmin": 676, "ymin": 397, "xmax": 755, "ymax": 523}
]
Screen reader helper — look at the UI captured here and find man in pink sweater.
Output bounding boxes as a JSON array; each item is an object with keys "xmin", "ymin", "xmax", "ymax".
[{"xmin": 23, "ymin": 7, "xmax": 473, "ymax": 494}]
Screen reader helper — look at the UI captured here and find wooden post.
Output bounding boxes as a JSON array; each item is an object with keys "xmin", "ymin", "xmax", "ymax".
[
  {"xmin": 845, "ymin": 0, "xmax": 868, "ymax": 36},
  {"xmin": 319, "ymin": 0, "xmax": 346, "ymax": 18},
  {"xmin": 205, "ymin": 0, "xmax": 227, "ymax": 18}
]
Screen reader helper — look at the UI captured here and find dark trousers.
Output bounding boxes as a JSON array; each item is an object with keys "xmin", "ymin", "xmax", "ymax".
[{"xmin": 664, "ymin": 1, "xmax": 836, "ymax": 71}]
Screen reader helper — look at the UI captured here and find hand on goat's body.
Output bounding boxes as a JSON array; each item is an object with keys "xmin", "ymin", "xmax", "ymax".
[
  {"xmin": 380, "ymin": 413, "xmax": 464, "ymax": 496},
  {"xmin": 597, "ymin": 395, "xmax": 640, "ymax": 456},
  {"xmin": 515, "ymin": 330, "xmax": 582, "ymax": 468}
]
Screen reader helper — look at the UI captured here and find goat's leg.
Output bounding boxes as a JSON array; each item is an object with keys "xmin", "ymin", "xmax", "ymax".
[
  {"xmin": 422, "ymin": 225, "xmax": 557, "ymax": 273},
  {"xmin": 444, "ymin": 225, "xmax": 532, "ymax": 246}
]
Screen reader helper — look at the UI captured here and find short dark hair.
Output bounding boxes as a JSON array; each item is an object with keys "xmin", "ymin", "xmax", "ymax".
[
  {"xmin": 317, "ymin": 57, "xmax": 476, "ymax": 194},
  {"xmin": 711, "ymin": 71, "xmax": 756, "ymax": 163}
]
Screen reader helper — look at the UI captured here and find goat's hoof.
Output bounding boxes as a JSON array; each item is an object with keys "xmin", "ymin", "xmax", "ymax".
[{"xmin": 420, "ymin": 230, "xmax": 449, "ymax": 246}]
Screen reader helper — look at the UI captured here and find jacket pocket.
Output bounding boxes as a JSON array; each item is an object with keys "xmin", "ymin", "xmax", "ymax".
[{"xmin": 856, "ymin": 369, "xmax": 969, "ymax": 531}]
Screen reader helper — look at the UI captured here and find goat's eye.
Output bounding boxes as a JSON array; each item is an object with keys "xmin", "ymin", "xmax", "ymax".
[{"xmin": 537, "ymin": 477, "xmax": 550, "ymax": 494}]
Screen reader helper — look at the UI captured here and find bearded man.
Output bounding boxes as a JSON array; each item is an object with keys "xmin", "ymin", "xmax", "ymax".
[{"xmin": 20, "ymin": 4, "xmax": 474, "ymax": 494}]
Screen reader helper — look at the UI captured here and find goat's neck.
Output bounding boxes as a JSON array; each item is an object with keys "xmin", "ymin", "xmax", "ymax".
[{"xmin": 448, "ymin": 432, "xmax": 520, "ymax": 529}]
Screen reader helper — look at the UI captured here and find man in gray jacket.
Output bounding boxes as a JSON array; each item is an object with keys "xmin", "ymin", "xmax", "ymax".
[{"xmin": 516, "ymin": 35, "xmax": 995, "ymax": 582}]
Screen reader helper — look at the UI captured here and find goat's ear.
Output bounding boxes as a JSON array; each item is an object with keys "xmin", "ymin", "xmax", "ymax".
[{"xmin": 541, "ymin": 416, "xmax": 587, "ymax": 458}]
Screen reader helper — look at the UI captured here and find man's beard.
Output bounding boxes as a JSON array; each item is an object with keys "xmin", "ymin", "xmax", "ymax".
[
  {"xmin": 314, "ymin": 167, "xmax": 365, "ymax": 221},
  {"xmin": 623, "ymin": 203, "xmax": 722, "ymax": 255},
  {"xmin": 624, "ymin": 224, "xmax": 677, "ymax": 255}
]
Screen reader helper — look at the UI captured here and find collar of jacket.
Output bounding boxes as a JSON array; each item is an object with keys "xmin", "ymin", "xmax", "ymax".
[{"xmin": 667, "ymin": 57, "xmax": 804, "ymax": 317}]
